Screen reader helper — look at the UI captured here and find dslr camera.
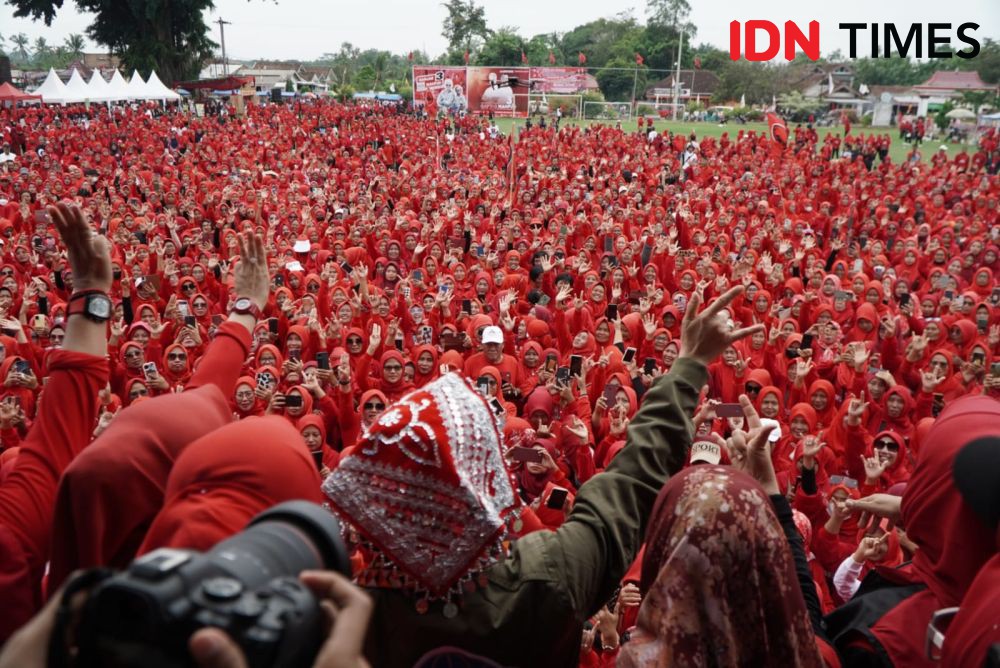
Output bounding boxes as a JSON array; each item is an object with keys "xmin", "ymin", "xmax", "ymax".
[{"xmin": 63, "ymin": 501, "xmax": 351, "ymax": 668}]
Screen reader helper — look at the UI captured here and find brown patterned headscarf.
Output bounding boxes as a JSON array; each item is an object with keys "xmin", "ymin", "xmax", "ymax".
[{"xmin": 618, "ymin": 465, "xmax": 824, "ymax": 668}]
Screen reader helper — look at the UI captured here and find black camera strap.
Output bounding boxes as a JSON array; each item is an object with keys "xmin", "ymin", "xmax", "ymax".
[{"xmin": 47, "ymin": 568, "xmax": 114, "ymax": 668}]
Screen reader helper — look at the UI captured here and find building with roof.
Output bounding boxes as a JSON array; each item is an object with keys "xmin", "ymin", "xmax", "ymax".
[{"xmin": 644, "ymin": 69, "xmax": 719, "ymax": 104}]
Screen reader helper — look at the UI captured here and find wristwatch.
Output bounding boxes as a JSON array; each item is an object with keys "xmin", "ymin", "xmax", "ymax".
[
  {"xmin": 67, "ymin": 290, "xmax": 112, "ymax": 323},
  {"xmin": 231, "ymin": 297, "xmax": 262, "ymax": 320}
]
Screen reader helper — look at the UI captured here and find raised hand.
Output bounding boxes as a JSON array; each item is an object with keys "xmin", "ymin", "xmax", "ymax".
[
  {"xmin": 234, "ymin": 232, "xmax": 270, "ymax": 308},
  {"xmin": 48, "ymin": 202, "xmax": 112, "ymax": 293},
  {"xmin": 862, "ymin": 454, "xmax": 889, "ymax": 483},
  {"xmin": 680, "ymin": 286, "xmax": 763, "ymax": 366}
]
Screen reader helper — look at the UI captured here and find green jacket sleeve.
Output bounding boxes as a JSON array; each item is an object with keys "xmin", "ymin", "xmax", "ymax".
[{"xmin": 509, "ymin": 357, "xmax": 707, "ymax": 618}]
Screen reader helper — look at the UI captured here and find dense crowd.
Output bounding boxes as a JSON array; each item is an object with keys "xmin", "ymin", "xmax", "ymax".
[{"xmin": 0, "ymin": 99, "xmax": 998, "ymax": 667}]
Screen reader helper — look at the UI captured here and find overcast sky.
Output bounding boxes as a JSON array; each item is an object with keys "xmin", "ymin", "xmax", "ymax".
[{"xmin": 1, "ymin": 0, "xmax": 997, "ymax": 62}]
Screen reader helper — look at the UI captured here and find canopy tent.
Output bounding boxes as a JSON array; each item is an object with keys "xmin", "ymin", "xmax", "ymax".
[
  {"xmin": 61, "ymin": 68, "xmax": 93, "ymax": 103},
  {"xmin": 125, "ymin": 71, "xmax": 149, "ymax": 100},
  {"xmin": 142, "ymin": 71, "xmax": 181, "ymax": 101},
  {"xmin": 105, "ymin": 70, "xmax": 130, "ymax": 101},
  {"xmin": 33, "ymin": 68, "xmax": 69, "ymax": 103},
  {"xmin": 86, "ymin": 70, "xmax": 116, "ymax": 103},
  {"xmin": 0, "ymin": 82, "xmax": 41, "ymax": 102}
]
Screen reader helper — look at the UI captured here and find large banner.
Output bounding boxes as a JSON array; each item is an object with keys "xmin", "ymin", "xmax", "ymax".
[
  {"xmin": 529, "ymin": 67, "xmax": 589, "ymax": 94},
  {"xmin": 466, "ymin": 66, "xmax": 529, "ymax": 117},
  {"xmin": 412, "ymin": 66, "xmax": 468, "ymax": 115},
  {"xmin": 412, "ymin": 66, "xmax": 589, "ymax": 117}
]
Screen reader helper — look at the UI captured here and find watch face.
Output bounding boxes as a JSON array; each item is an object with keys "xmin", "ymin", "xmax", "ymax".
[
  {"xmin": 234, "ymin": 298, "xmax": 251, "ymax": 310},
  {"xmin": 89, "ymin": 296, "xmax": 112, "ymax": 319}
]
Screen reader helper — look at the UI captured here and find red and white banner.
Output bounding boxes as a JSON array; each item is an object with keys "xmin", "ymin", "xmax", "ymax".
[
  {"xmin": 466, "ymin": 66, "xmax": 529, "ymax": 117},
  {"xmin": 412, "ymin": 67, "xmax": 468, "ymax": 114},
  {"xmin": 528, "ymin": 67, "xmax": 589, "ymax": 94}
]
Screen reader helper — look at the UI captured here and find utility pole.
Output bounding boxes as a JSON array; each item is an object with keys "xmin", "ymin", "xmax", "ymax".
[
  {"xmin": 673, "ymin": 27, "xmax": 684, "ymax": 121},
  {"xmin": 216, "ymin": 17, "xmax": 232, "ymax": 75}
]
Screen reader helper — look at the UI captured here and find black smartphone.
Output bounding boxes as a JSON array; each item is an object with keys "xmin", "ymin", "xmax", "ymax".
[
  {"xmin": 944, "ymin": 290, "xmax": 954, "ymax": 301},
  {"xmin": 801, "ymin": 333, "xmax": 814, "ymax": 349},
  {"xmin": 476, "ymin": 378, "xmax": 491, "ymax": 396},
  {"xmin": 394, "ymin": 338, "xmax": 403, "ymax": 352},
  {"xmin": 311, "ymin": 450, "xmax": 324, "ymax": 472},
  {"xmin": 622, "ymin": 347, "xmax": 636, "ymax": 364},
  {"xmin": 991, "ymin": 362, "xmax": 1000, "ymax": 377},
  {"xmin": 569, "ymin": 355, "xmax": 583, "ymax": 378},
  {"xmin": 785, "ymin": 347, "xmax": 800, "ymax": 359},
  {"xmin": 340, "ymin": 261, "xmax": 353, "ymax": 275},
  {"xmin": 716, "ymin": 403, "xmax": 744, "ymax": 418},
  {"xmin": 461, "ymin": 299, "xmax": 472, "ymax": 313},
  {"xmin": 184, "ymin": 315, "xmax": 196, "ymax": 327},
  {"xmin": 289, "ymin": 350, "xmax": 301, "ymax": 361},
  {"xmin": 13, "ymin": 360, "xmax": 31, "ymax": 375},
  {"xmin": 316, "ymin": 352, "xmax": 330, "ymax": 370},
  {"xmin": 603, "ymin": 236, "xmax": 613, "ymax": 253},
  {"xmin": 899, "ymin": 292, "xmax": 910, "ymax": 306},
  {"xmin": 546, "ymin": 487, "xmax": 570, "ymax": 510},
  {"xmin": 932, "ymin": 393, "xmax": 944, "ymax": 417},
  {"xmin": 274, "ymin": 274, "xmax": 284, "ymax": 287},
  {"xmin": 555, "ymin": 366, "xmax": 571, "ymax": 384},
  {"xmin": 412, "ymin": 269, "xmax": 423, "ymax": 282},
  {"xmin": 268, "ymin": 318, "xmax": 279, "ymax": 334},
  {"xmin": 972, "ymin": 351, "xmax": 986, "ymax": 366},
  {"xmin": 602, "ymin": 384, "xmax": 618, "ymax": 405},
  {"xmin": 643, "ymin": 358, "xmax": 656, "ymax": 375},
  {"xmin": 284, "ymin": 394, "xmax": 303, "ymax": 408},
  {"xmin": 605, "ymin": 303, "xmax": 618, "ymax": 321}
]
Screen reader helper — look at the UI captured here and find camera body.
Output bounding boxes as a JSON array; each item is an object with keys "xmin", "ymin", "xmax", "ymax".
[{"xmin": 72, "ymin": 502, "xmax": 350, "ymax": 668}]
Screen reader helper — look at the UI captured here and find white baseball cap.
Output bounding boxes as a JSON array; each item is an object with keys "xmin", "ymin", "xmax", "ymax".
[
  {"xmin": 482, "ymin": 326, "xmax": 504, "ymax": 345},
  {"xmin": 690, "ymin": 440, "xmax": 722, "ymax": 465}
]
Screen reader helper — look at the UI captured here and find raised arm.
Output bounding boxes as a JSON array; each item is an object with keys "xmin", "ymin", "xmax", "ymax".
[
  {"xmin": 532, "ymin": 287, "xmax": 764, "ymax": 615},
  {"xmin": 0, "ymin": 202, "xmax": 111, "ymax": 640}
]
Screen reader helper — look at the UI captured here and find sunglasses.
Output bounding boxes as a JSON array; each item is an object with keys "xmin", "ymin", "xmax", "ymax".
[
  {"xmin": 124, "ymin": 350, "xmax": 143, "ymax": 359},
  {"xmin": 363, "ymin": 402, "xmax": 386, "ymax": 411},
  {"xmin": 346, "ymin": 338, "xmax": 363, "ymax": 345},
  {"xmin": 167, "ymin": 353, "xmax": 187, "ymax": 361},
  {"xmin": 874, "ymin": 440, "xmax": 900, "ymax": 452},
  {"xmin": 182, "ymin": 284, "xmax": 196, "ymax": 291},
  {"xmin": 383, "ymin": 365, "xmax": 403, "ymax": 372},
  {"xmin": 193, "ymin": 303, "xmax": 207, "ymax": 308}
]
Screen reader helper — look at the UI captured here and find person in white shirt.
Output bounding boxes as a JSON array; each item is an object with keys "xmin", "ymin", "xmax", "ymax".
[{"xmin": 0, "ymin": 144, "xmax": 15, "ymax": 164}]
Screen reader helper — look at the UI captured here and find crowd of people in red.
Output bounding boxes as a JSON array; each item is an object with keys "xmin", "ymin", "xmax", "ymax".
[{"xmin": 0, "ymin": 98, "xmax": 998, "ymax": 667}]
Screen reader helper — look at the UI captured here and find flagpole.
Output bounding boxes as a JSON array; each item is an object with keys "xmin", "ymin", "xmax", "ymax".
[
  {"xmin": 673, "ymin": 28, "xmax": 684, "ymax": 121},
  {"xmin": 631, "ymin": 67, "xmax": 638, "ymax": 109}
]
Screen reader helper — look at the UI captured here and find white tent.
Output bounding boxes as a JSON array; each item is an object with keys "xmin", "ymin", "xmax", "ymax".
[
  {"xmin": 142, "ymin": 71, "xmax": 181, "ymax": 101},
  {"xmin": 105, "ymin": 69, "xmax": 130, "ymax": 101},
  {"xmin": 61, "ymin": 68, "xmax": 93, "ymax": 103},
  {"xmin": 86, "ymin": 70, "xmax": 116, "ymax": 102},
  {"xmin": 34, "ymin": 68, "xmax": 69, "ymax": 104},
  {"xmin": 125, "ymin": 71, "xmax": 150, "ymax": 100}
]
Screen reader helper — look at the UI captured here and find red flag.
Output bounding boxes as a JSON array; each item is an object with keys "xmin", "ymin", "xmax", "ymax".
[
  {"xmin": 635, "ymin": 53, "xmax": 644, "ymax": 66},
  {"xmin": 694, "ymin": 56, "xmax": 702, "ymax": 70},
  {"xmin": 407, "ymin": 51, "xmax": 414, "ymax": 62},
  {"xmin": 766, "ymin": 112, "xmax": 788, "ymax": 146},
  {"xmin": 463, "ymin": 49, "xmax": 470, "ymax": 65},
  {"xmin": 521, "ymin": 50, "xmax": 527, "ymax": 64},
  {"xmin": 578, "ymin": 52, "xmax": 586, "ymax": 65},
  {"xmin": 548, "ymin": 51, "xmax": 555, "ymax": 65}
]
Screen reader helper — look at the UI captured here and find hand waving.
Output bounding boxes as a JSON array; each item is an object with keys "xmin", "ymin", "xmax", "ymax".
[
  {"xmin": 48, "ymin": 202, "xmax": 112, "ymax": 293},
  {"xmin": 680, "ymin": 286, "xmax": 763, "ymax": 366}
]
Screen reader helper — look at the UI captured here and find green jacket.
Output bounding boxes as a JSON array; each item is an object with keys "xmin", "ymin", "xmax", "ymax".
[{"xmin": 363, "ymin": 358, "xmax": 707, "ymax": 667}]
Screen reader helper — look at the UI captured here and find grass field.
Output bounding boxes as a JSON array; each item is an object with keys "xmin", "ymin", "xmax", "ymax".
[{"xmin": 492, "ymin": 117, "xmax": 975, "ymax": 165}]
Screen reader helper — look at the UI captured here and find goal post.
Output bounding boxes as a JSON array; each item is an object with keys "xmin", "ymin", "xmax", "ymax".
[
  {"xmin": 583, "ymin": 101, "xmax": 633, "ymax": 121},
  {"xmin": 515, "ymin": 93, "xmax": 584, "ymax": 119},
  {"xmin": 635, "ymin": 101, "xmax": 684, "ymax": 120}
]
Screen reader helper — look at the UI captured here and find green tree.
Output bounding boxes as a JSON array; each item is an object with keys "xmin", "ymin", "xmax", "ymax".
[
  {"xmin": 525, "ymin": 33, "xmax": 561, "ymax": 66},
  {"xmin": 714, "ymin": 60, "xmax": 791, "ymax": 105},
  {"xmin": 647, "ymin": 0, "xmax": 692, "ymax": 30},
  {"xmin": 353, "ymin": 64, "xmax": 376, "ymax": 90},
  {"xmin": 9, "ymin": 33, "xmax": 30, "ymax": 62},
  {"xmin": 478, "ymin": 27, "xmax": 525, "ymax": 66},
  {"xmin": 441, "ymin": 0, "xmax": 491, "ymax": 55},
  {"xmin": 7, "ymin": 0, "xmax": 219, "ymax": 84},
  {"xmin": 596, "ymin": 56, "xmax": 647, "ymax": 101},
  {"xmin": 317, "ymin": 42, "xmax": 360, "ymax": 88},
  {"xmin": 560, "ymin": 13, "xmax": 643, "ymax": 69},
  {"xmin": 32, "ymin": 37, "xmax": 50, "ymax": 61},
  {"xmin": 64, "ymin": 33, "xmax": 85, "ymax": 59}
]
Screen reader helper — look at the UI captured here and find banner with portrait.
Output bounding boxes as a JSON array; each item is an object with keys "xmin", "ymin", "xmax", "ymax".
[
  {"xmin": 465, "ymin": 66, "xmax": 529, "ymax": 117},
  {"xmin": 412, "ymin": 66, "xmax": 468, "ymax": 115}
]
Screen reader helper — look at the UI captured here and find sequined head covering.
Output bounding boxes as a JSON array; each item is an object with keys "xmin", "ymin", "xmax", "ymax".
[{"xmin": 322, "ymin": 373, "xmax": 521, "ymax": 614}]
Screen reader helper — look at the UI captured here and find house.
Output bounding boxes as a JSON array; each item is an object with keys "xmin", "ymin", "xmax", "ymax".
[
  {"xmin": 234, "ymin": 61, "xmax": 304, "ymax": 91},
  {"xmin": 869, "ymin": 71, "xmax": 1000, "ymax": 125},
  {"xmin": 644, "ymin": 69, "xmax": 719, "ymax": 104},
  {"xmin": 81, "ymin": 53, "xmax": 120, "ymax": 71},
  {"xmin": 788, "ymin": 62, "xmax": 870, "ymax": 117},
  {"xmin": 199, "ymin": 59, "xmax": 247, "ymax": 80}
]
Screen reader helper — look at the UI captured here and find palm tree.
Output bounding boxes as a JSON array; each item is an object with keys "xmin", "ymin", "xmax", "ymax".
[
  {"xmin": 64, "ymin": 34, "xmax": 85, "ymax": 59},
  {"xmin": 9, "ymin": 33, "xmax": 30, "ymax": 62},
  {"xmin": 372, "ymin": 52, "xmax": 388, "ymax": 90},
  {"xmin": 0, "ymin": 35, "xmax": 6, "ymax": 56},
  {"xmin": 32, "ymin": 37, "xmax": 50, "ymax": 58}
]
